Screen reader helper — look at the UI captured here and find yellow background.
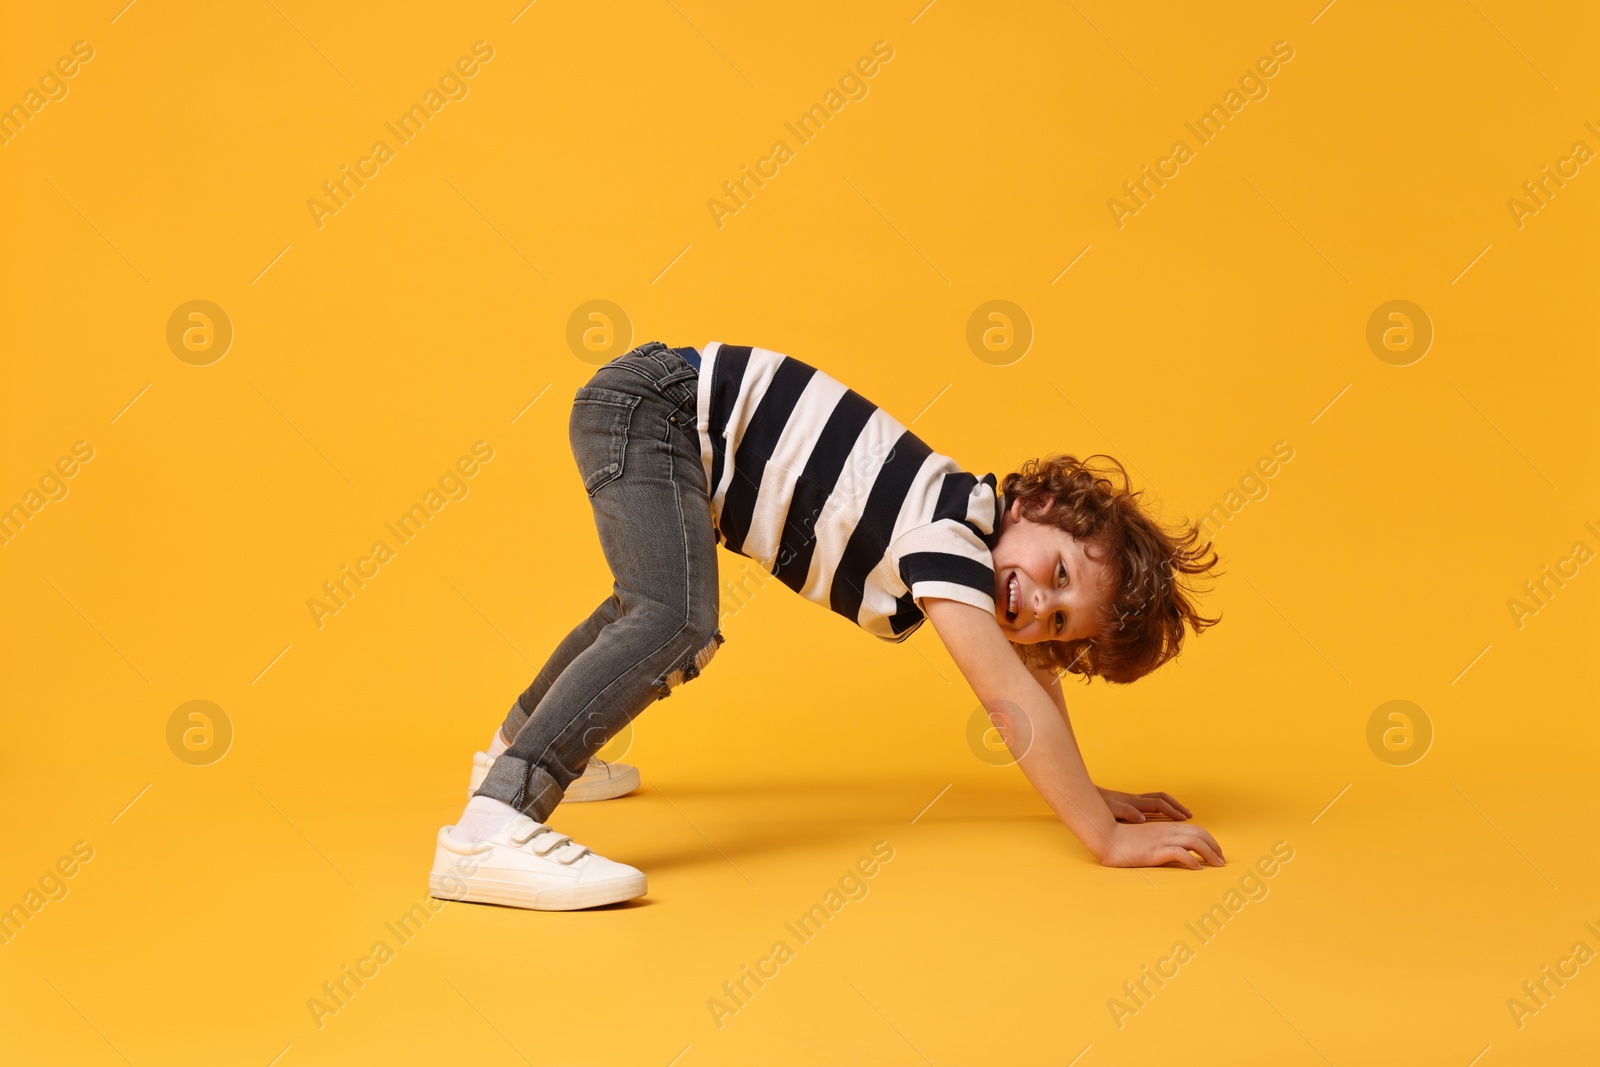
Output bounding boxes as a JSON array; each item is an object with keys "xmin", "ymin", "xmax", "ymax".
[{"xmin": 2, "ymin": 1, "xmax": 1597, "ymax": 1063}]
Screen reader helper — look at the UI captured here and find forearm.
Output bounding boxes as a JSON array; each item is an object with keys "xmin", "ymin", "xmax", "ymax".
[
  {"xmin": 925, "ymin": 597, "xmax": 1224, "ymax": 870},
  {"xmin": 924, "ymin": 597, "xmax": 1116, "ymax": 860},
  {"xmin": 992, "ymin": 679, "xmax": 1118, "ymax": 861}
]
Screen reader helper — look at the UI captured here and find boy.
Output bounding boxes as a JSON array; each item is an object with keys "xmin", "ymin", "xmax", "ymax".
[{"xmin": 429, "ymin": 340, "xmax": 1224, "ymax": 910}]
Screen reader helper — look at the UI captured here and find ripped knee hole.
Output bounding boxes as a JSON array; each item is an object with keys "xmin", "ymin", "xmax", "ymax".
[{"xmin": 655, "ymin": 630, "xmax": 725, "ymax": 696}]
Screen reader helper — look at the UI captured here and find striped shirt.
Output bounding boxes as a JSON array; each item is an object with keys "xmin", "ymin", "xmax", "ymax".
[{"xmin": 691, "ymin": 341, "xmax": 1005, "ymax": 642}]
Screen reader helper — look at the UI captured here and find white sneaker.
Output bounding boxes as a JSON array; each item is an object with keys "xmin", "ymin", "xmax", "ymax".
[
  {"xmin": 467, "ymin": 752, "xmax": 641, "ymax": 802},
  {"xmin": 428, "ymin": 816, "xmax": 647, "ymax": 911}
]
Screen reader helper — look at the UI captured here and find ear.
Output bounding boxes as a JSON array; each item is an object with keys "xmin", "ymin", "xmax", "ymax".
[{"xmin": 1013, "ymin": 493, "xmax": 1055, "ymax": 521}]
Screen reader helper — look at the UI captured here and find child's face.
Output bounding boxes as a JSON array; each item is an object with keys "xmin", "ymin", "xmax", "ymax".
[{"xmin": 991, "ymin": 494, "xmax": 1114, "ymax": 644}]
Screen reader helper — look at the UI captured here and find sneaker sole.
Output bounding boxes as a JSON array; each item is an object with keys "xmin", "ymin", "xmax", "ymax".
[
  {"xmin": 565, "ymin": 762, "xmax": 641, "ymax": 803},
  {"xmin": 429, "ymin": 869, "xmax": 647, "ymax": 911}
]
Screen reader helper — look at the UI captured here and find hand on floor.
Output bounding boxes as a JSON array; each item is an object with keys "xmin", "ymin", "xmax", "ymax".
[
  {"xmin": 1098, "ymin": 820, "xmax": 1225, "ymax": 870},
  {"xmin": 1097, "ymin": 786, "xmax": 1192, "ymax": 823}
]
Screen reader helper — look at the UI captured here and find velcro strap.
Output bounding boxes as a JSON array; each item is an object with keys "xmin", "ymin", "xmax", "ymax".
[{"xmin": 529, "ymin": 830, "xmax": 571, "ymax": 856}]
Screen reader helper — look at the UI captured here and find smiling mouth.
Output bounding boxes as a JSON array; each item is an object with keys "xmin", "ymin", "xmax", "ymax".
[{"xmin": 1004, "ymin": 572, "xmax": 1019, "ymax": 623}]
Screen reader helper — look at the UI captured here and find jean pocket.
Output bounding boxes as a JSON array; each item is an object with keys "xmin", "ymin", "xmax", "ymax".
[{"xmin": 571, "ymin": 385, "xmax": 641, "ymax": 496}]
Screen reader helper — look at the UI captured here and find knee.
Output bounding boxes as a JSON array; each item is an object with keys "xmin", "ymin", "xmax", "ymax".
[
  {"xmin": 654, "ymin": 615, "xmax": 724, "ymax": 699},
  {"xmin": 618, "ymin": 594, "xmax": 723, "ymax": 698}
]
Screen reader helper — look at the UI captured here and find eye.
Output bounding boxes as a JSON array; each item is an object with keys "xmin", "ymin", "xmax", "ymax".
[{"xmin": 1055, "ymin": 560, "xmax": 1068, "ymax": 635}]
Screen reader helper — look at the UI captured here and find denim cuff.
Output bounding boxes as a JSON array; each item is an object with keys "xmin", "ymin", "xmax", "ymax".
[
  {"xmin": 499, "ymin": 699, "xmax": 529, "ymax": 744},
  {"xmin": 475, "ymin": 754, "xmax": 565, "ymax": 823}
]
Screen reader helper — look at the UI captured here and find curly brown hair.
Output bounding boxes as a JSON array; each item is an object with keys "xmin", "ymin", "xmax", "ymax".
[{"xmin": 1000, "ymin": 453, "xmax": 1221, "ymax": 685}]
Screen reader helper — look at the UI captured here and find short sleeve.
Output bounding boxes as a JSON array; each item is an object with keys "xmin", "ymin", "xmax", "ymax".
[
  {"xmin": 892, "ymin": 519, "xmax": 997, "ymax": 614},
  {"xmin": 888, "ymin": 472, "xmax": 1001, "ymax": 615}
]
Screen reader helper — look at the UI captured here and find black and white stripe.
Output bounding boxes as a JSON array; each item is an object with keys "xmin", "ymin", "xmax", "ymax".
[{"xmin": 694, "ymin": 342, "xmax": 1003, "ymax": 641}]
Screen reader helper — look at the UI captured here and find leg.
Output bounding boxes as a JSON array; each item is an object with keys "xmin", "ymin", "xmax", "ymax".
[
  {"xmin": 496, "ymin": 592, "xmax": 622, "ymax": 748},
  {"xmin": 476, "ymin": 348, "xmax": 722, "ymax": 823}
]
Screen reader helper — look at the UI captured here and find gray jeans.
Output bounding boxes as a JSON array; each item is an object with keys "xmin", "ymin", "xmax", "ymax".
[{"xmin": 476, "ymin": 341, "xmax": 724, "ymax": 822}]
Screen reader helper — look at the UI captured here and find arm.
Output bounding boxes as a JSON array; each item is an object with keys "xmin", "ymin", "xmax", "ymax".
[
  {"xmin": 924, "ymin": 597, "xmax": 1224, "ymax": 868},
  {"xmin": 1025, "ymin": 659, "xmax": 1069, "ymax": 718},
  {"xmin": 1025, "ymin": 660, "xmax": 1194, "ymax": 824}
]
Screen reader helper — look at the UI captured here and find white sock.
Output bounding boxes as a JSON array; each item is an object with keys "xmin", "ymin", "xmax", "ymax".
[
  {"xmin": 451, "ymin": 795, "xmax": 523, "ymax": 842},
  {"xmin": 487, "ymin": 726, "xmax": 510, "ymax": 759}
]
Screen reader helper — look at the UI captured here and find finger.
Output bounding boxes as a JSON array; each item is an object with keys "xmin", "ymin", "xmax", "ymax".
[
  {"xmin": 1140, "ymin": 791, "xmax": 1191, "ymax": 818},
  {"xmin": 1185, "ymin": 827, "xmax": 1226, "ymax": 865},
  {"xmin": 1111, "ymin": 804, "xmax": 1146, "ymax": 823},
  {"xmin": 1156, "ymin": 792, "xmax": 1192, "ymax": 818},
  {"xmin": 1197, "ymin": 826, "xmax": 1225, "ymax": 861},
  {"xmin": 1137, "ymin": 797, "xmax": 1187, "ymax": 821},
  {"xmin": 1158, "ymin": 800, "xmax": 1189, "ymax": 821},
  {"xmin": 1159, "ymin": 845, "xmax": 1201, "ymax": 870}
]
